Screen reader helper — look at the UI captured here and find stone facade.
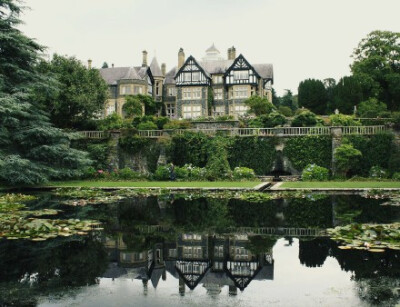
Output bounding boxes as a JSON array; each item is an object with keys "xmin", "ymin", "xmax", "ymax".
[{"xmin": 99, "ymin": 45, "xmax": 273, "ymax": 120}]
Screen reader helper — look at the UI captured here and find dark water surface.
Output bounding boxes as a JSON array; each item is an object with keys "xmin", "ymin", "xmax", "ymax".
[{"xmin": 1, "ymin": 192, "xmax": 399, "ymax": 306}]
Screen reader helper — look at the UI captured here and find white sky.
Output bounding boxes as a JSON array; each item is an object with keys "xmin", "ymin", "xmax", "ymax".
[{"xmin": 21, "ymin": 0, "xmax": 400, "ymax": 95}]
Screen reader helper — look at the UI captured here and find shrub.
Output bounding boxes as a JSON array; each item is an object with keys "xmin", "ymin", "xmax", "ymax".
[
  {"xmin": 175, "ymin": 166, "xmax": 189, "ymax": 180},
  {"xmin": 302, "ymin": 164, "xmax": 329, "ymax": 181},
  {"xmin": 357, "ymin": 98, "xmax": 388, "ymax": 118},
  {"xmin": 116, "ymin": 167, "xmax": 141, "ymax": 180},
  {"xmin": 329, "ymin": 114, "xmax": 361, "ymax": 126},
  {"xmin": 278, "ymin": 106, "xmax": 293, "ymax": 117},
  {"xmin": 206, "ymin": 137, "xmax": 232, "ymax": 180},
  {"xmin": 334, "ymin": 143, "xmax": 362, "ymax": 176},
  {"xmin": 291, "ymin": 111, "xmax": 318, "ymax": 127},
  {"xmin": 392, "ymin": 172, "xmax": 400, "ymax": 180},
  {"xmin": 263, "ymin": 112, "xmax": 287, "ymax": 127},
  {"xmin": 163, "ymin": 120, "xmax": 191, "ymax": 130},
  {"xmin": 369, "ymin": 166, "xmax": 388, "ymax": 179},
  {"xmin": 97, "ymin": 113, "xmax": 127, "ymax": 130},
  {"xmin": 154, "ymin": 165, "xmax": 170, "ymax": 180},
  {"xmin": 137, "ymin": 121, "xmax": 158, "ymax": 130},
  {"xmin": 233, "ymin": 167, "xmax": 256, "ymax": 180},
  {"xmin": 155, "ymin": 116, "xmax": 170, "ymax": 129}
]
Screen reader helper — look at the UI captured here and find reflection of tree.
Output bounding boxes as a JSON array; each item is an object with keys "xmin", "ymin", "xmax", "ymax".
[
  {"xmin": 118, "ymin": 196, "xmax": 161, "ymax": 229},
  {"xmin": 332, "ymin": 248, "xmax": 400, "ymax": 306},
  {"xmin": 298, "ymin": 238, "xmax": 333, "ymax": 267},
  {"xmin": 284, "ymin": 198, "xmax": 333, "ymax": 228},
  {"xmin": 247, "ymin": 235, "xmax": 277, "ymax": 255},
  {"xmin": 0, "ymin": 237, "xmax": 108, "ymax": 306},
  {"xmin": 228, "ymin": 199, "xmax": 282, "ymax": 227}
]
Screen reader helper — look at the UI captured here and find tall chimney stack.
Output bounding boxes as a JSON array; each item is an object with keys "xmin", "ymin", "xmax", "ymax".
[
  {"xmin": 161, "ymin": 63, "xmax": 166, "ymax": 76},
  {"xmin": 87, "ymin": 59, "xmax": 92, "ymax": 69},
  {"xmin": 231, "ymin": 46, "xmax": 236, "ymax": 60},
  {"xmin": 142, "ymin": 50, "xmax": 148, "ymax": 67},
  {"xmin": 178, "ymin": 48, "xmax": 185, "ymax": 70},
  {"xmin": 227, "ymin": 48, "xmax": 232, "ymax": 60},
  {"xmin": 112, "ymin": 63, "xmax": 114, "ymax": 68}
]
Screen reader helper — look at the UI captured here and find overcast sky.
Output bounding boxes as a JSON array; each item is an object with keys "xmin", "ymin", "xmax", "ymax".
[{"xmin": 21, "ymin": 0, "xmax": 400, "ymax": 95}]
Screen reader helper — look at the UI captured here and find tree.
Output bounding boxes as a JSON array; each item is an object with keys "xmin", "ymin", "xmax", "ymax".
[
  {"xmin": 122, "ymin": 95, "xmax": 143, "ymax": 118},
  {"xmin": 102, "ymin": 62, "xmax": 109, "ymax": 68},
  {"xmin": 357, "ymin": 97, "xmax": 388, "ymax": 118},
  {"xmin": 0, "ymin": 0, "xmax": 91, "ymax": 185},
  {"xmin": 244, "ymin": 95, "xmax": 275, "ymax": 116},
  {"xmin": 351, "ymin": 30, "xmax": 400, "ymax": 110},
  {"xmin": 36, "ymin": 54, "xmax": 108, "ymax": 129},
  {"xmin": 281, "ymin": 89, "xmax": 297, "ymax": 111},
  {"xmin": 324, "ymin": 78, "xmax": 336, "ymax": 112},
  {"xmin": 298, "ymin": 79, "xmax": 328, "ymax": 114},
  {"xmin": 332, "ymin": 76, "xmax": 364, "ymax": 114},
  {"xmin": 334, "ymin": 143, "xmax": 362, "ymax": 177}
]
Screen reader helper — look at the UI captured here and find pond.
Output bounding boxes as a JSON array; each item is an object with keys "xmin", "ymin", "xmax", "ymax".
[{"xmin": 0, "ymin": 190, "xmax": 399, "ymax": 306}]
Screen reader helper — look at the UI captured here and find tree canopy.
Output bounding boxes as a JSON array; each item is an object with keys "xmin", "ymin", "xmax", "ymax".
[
  {"xmin": 351, "ymin": 30, "xmax": 400, "ymax": 110},
  {"xmin": 298, "ymin": 79, "xmax": 328, "ymax": 114},
  {"xmin": 0, "ymin": 0, "xmax": 91, "ymax": 185},
  {"xmin": 244, "ymin": 95, "xmax": 275, "ymax": 116}
]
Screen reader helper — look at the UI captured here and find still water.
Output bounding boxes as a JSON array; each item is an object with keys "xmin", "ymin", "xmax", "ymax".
[{"xmin": 0, "ymin": 192, "xmax": 399, "ymax": 306}]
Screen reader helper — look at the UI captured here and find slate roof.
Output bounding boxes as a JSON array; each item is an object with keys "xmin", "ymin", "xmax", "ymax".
[
  {"xmin": 149, "ymin": 57, "xmax": 163, "ymax": 77},
  {"xmin": 253, "ymin": 64, "xmax": 274, "ymax": 81},
  {"xmin": 100, "ymin": 67, "xmax": 145, "ymax": 85},
  {"xmin": 199, "ymin": 60, "xmax": 234, "ymax": 74},
  {"xmin": 164, "ymin": 67, "xmax": 177, "ymax": 85},
  {"xmin": 121, "ymin": 67, "xmax": 141, "ymax": 80}
]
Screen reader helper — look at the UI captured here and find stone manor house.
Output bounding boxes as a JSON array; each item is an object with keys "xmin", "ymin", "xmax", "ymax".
[{"xmin": 99, "ymin": 45, "xmax": 274, "ymax": 119}]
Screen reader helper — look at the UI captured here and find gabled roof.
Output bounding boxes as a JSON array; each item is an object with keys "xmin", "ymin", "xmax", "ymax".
[
  {"xmin": 122, "ymin": 67, "xmax": 141, "ymax": 80},
  {"xmin": 253, "ymin": 64, "xmax": 274, "ymax": 81},
  {"xmin": 199, "ymin": 59, "xmax": 234, "ymax": 74},
  {"xmin": 225, "ymin": 54, "xmax": 261, "ymax": 78},
  {"xmin": 135, "ymin": 66, "xmax": 149, "ymax": 79},
  {"xmin": 100, "ymin": 67, "xmax": 145, "ymax": 85},
  {"xmin": 149, "ymin": 57, "xmax": 163, "ymax": 77},
  {"xmin": 174, "ymin": 55, "xmax": 211, "ymax": 80},
  {"xmin": 164, "ymin": 67, "xmax": 177, "ymax": 85}
]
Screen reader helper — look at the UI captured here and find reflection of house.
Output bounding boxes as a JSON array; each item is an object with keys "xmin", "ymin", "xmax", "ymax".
[
  {"xmin": 102, "ymin": 232, "xmax": 274, "ymax": 295},
  {"xmin": 99, "ymin": 45, "xmax": 273, "ymax": 119}
]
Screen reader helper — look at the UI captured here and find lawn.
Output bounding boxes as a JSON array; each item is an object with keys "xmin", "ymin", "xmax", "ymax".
[
  {"xmin": 44, "ymin": 181, "xmax": 262, "ymax": 188},
  {"xmin": 279, "ymin": 181, "xmax": 400, "ymax": 189}
]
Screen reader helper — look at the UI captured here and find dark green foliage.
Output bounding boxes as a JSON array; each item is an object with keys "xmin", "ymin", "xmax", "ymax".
[
  {"xmin": 291, "ymin": 110, "xmax": 319, "ymax": 127},
  {"xmin": 167, "ymin": 132, "xmax": 210, "ymax": 167},
  {"xmin": 302, "ymin": 164, "xmax": 330, "ymax": 181},
  {"xmin": 280, "ymin": 89, "xmax": 297, "ymax": 111},
  {"xmin": 137, "ymin": 121, "xmax": 158, "ymax": 130},
  {"xmin": 122, "ymin": 95, "xmax": 143, "ymax": 118},
  {"xmin": 205, "ymin": 137, "xmax": 232, "ymax": 180},
  {"xmin": 357, "ymin": 98, "xmax": 388, "ymax": 118},
  {"xmin": 96, "ymin": 113, "xmax": 133, "ymax": 130},
  {"xmin": 278, "ymin": 106, "xmax": 293, "ymax": 117},
  {"xmin": 332, "ymin": 76, "xmax": 364, "ymax": 114},
  {"xmin": 244, "ymin": 95, "xmax": 275, "ymax": 116},
  {"xmin": 334, "ymin": 143, "xmax": 362, "ymax": 176},
  {"xmin": 345, "ymin": 133, "xmax": 394, "ymax": 176},
  {"xmin": 72, "ymin": 139, "xmax": 110, "ymax": 171},
  {"xmin": 135, "ymin": 94, "xmax": 162, "ymax": 115},
  {"xmin": 298, "ymin": 79, "xmax": 328, "ymax": 114},
  {"xmin": 36, "ymin": 54, "xmax": 108, "ymax": 129},
  {"xmin": 351, "ymin": 30, "xmax": 400, "ymax": 110},
  {"xmin": 229, "ymin": 137, "xmax": 277, "ymax": 175},
  {"xmin": 284, "ymin": 136, "xmax": 332, "ymax": 171}
]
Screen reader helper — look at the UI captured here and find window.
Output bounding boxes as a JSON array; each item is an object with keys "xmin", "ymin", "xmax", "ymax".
[
  {"xmin": 106, "ymin": 104, "xmax": 116, "ymax": 116},
  {"xmin": 183, "ymin": 105, "xmax": 202, "ymax": 119},
  {"xmin": 155, "ymin": 82, "xmax": 161, "ymax": 96},
  {"xmin": 214, "ymin": 88, "xmax": 223, "ymax": 100},
  {"xmin": 183, "ymin": 72, "xmax": 191, "ymax": 82},
  {"xmin": 213, "ymin": 75, "xmax": 223, "ymax": 84},
  {"xmin": 234, "ymin": 70, "xmax": 249, "ymax": 80},
  {"xmin": 214, "ymin": 246, "xmax": 224, "ymax": 257},
  {"xmin": 233, "ymin": 86, "xmax": 248, "ymax": 99},
  {"xmin": 168, "ymin": 87, "xmax": 176, "ymax": 96},
  {"xmin": 134, "ymin": 86, "xmax": 142, "ymax": 94},
  {"xmin": 234, "ymin": 105, "xmax": 249, "ymax": 116},
  {"xmin": 166, "ymin": 103, "xmax": 176, "ymax": 118},
  {"xmin": 169, "ymin": 249, "xmax": 178, "ymax": 257},
  {"xmin": 214, "ymin": 106, "xmax": 225, "ymax": 116},
  {"xmin": 120, "ymin": 85, "xmax": 132, "ymax": 95},
  {"xmin": 183, "ymin": 246, "xmax": 202, "ymax": 258},
  {"xmin": 182, "ymin": 87, "xmax": 202, "ymax": 100},
  {"xmin": 192, "ymin": 72, "xmax": 200, "ymax": 81}
]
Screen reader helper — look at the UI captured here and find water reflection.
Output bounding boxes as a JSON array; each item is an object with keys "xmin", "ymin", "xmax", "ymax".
[{"xmin": 0, "ymin": 192, "xmax": 399, "ymax": 306}]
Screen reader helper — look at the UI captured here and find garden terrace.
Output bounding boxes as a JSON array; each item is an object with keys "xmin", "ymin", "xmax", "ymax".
[{"xmin": 80, "ymin": 125, "xmax": 387, "ymax": 139}]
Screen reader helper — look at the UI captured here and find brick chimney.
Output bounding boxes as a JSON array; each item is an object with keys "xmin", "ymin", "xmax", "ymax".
[
  {"xmin": 231, "ymin": 46, "xmax": 236, "ymax": 60},
  {"xmin": 87, "ymin": 59, "xmax": 92, "ymax": 69},
  {"xmin": 161, "ymin": 63, "xmax": 166, "ymax": 76},
  {"xmin": 142, "ymin": 50, "xmax": 148, "ymax": 67},
  {"xmin": 227, "ymin": 48, "xmax": 232, "ymax": 60},
  {"xmin": 178, "ymin": 48, "xmax": 185, "ymax": 70}
]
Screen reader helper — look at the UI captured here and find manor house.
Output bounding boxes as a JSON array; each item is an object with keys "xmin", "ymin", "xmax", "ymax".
[{"xmin": 99, "ymin": 45, "xmax": 274, "ymax": 119}]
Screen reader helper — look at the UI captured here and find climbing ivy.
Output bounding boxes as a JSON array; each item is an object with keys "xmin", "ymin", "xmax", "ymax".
[
  {"xmin": 229, "ymin": 136, "xmax": 278, "ymax": 175},
  {"xmin": 283, "ymin": 136, "xmax": 332, "ymax": 171}
]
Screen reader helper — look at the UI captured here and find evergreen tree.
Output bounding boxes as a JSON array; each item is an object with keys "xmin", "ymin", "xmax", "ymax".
[
  {"xmin": 298, "ymin": 79, "xmax": 328, "ymax": 114},
  {"xmin": 0, "ymin": 0, "xmax": 91, "ymax": 185}
]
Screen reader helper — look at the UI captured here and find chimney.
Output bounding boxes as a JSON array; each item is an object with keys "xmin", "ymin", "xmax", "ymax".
[
  {"xmin": 161, "ymin": 63, "xmax": 166, "ymax": 76},
  {"xmin": 142, "ymin": 50, "xmax": 148, "ymax": 67},
  {"xmin": 112, "ymin": 63, "xmax": 114, "ymax": 68},
  {"xmin": 227, "ymin": 48, "xmax": 232, "ymax": 60},
  {"xmin": 87, "ymin": 59, "xmax": 92, "ymax": 69},
  {"xmin": 231, "ymin": 46, "xmax": 236, "ymax": 59},
  {"xmin": 178, "ymin": 48, "xmax": 185, "ymax": 70}
]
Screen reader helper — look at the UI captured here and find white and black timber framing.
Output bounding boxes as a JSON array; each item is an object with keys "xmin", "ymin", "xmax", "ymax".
[
  {"xmin": 174, "ymin": 56, "xmax": 211, "ymax": 86},
  {"xmin": 224, "ymin": 54, "xmax": 260, "ymax": 85}
]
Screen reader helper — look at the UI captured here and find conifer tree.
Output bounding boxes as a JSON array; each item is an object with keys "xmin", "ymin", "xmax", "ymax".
[{"xmin": 0, "ymin": 0, "xmax": 91, "ymax": 185}]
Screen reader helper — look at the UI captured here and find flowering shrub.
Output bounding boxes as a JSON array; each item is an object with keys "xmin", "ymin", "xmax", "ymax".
[
  {"xmin": 233, "ymin": 167, "xmax": 256, "ymax": 180},
  {"xmin": 302, "ymin": 164, "xmax": 329, "ymax": 181},
  {"xmin": 369, "ymin": 166, "xmax": 388, "ymax": 179}
]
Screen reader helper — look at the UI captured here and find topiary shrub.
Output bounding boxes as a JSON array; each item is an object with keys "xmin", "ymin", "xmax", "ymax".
[
  {"xmin": 233, "ymin": 167, "xmax": 256, "ymax": 180},
  {"xmin": 302, "ymin": 164, "xmax": 329, "ymax": 181},
  {"xmin": 334, "ymin": 143, "xmax": 362, "ymax": 177}
]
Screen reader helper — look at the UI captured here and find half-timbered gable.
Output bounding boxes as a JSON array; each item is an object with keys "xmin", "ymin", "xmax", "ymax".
[
  {"xmin": 224, "ymin": 54, "xmax": 260, "ymax": 86},
  {"xmin": 175, "ymin": 56, "xmax": 211, "ymax": 86}
]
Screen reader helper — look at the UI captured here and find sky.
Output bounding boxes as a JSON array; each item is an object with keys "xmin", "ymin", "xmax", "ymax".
[{"xmin": 20, "ymin": 0, "xmax": 400, "ymax": 95}]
